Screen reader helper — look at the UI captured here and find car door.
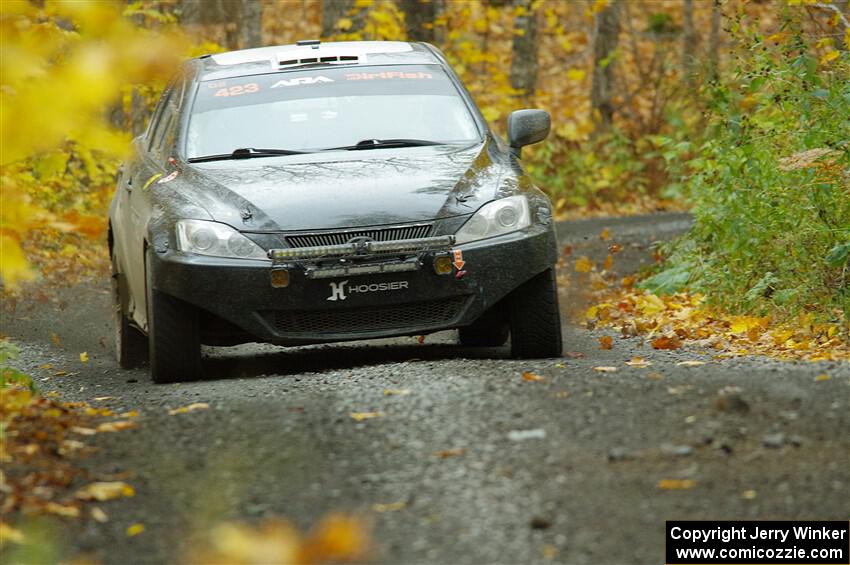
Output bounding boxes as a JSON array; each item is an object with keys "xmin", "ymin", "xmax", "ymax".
[{"xmin": 124, "ymin": 80, "xmax": 182, "ymax": 330}]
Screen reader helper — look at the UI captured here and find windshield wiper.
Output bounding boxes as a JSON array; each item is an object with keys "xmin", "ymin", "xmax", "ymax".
[
  {"xmin": 321, "ymin": 138, "xmax": 445, "ymax": 152},
  {"xmin": 187, "ymin": 147, "xmax": 309, "ymax": 163}
]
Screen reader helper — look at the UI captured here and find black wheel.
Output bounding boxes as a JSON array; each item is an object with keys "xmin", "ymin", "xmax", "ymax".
[
  {"xmin": 508, "ymin": 268, "xmax": 563, "ymax": 358},
  {"xmin": 458, "ymin": 306, "xmax": 509, "ymax": 347},
  {"xmin": 112, "ymin": 252, "xmax": 147, "ymax": 369},
  {"xmin": 146, "ymin": 249, "xmax": 201, "ymax": 383}
]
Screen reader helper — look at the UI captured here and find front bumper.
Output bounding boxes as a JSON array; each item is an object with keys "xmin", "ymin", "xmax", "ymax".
[{"xmin": 150, "ymin": 225, "xmax": 558, "ymax": 346}]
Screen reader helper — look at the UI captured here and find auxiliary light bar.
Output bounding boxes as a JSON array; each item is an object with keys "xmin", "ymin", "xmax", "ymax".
[{"xmin": 268, "ymin": 235, "xmax": 455, "ymax": 262}]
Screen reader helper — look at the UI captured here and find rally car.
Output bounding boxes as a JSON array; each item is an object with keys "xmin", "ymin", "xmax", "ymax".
[{"xmin": 109, "ymin": 40, "xmax": 562, "ymax": 383}]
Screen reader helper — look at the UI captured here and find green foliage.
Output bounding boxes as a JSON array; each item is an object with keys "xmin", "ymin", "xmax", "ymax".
[{"xmin": 654, "ymin": 15, "xmax": 850, "ymax": 322}]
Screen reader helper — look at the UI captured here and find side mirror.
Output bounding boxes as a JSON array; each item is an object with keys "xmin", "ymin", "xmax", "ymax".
[{"xmin": 507, "ymin": 109, "xmax": 550, "ymax": 157}]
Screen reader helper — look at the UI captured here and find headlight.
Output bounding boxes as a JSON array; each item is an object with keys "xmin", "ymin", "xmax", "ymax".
[
  {"xmin": 454, "ymin": 195, "xmax": 531, "ymax": 244},
  {"xmin": 175, "ymin": 219, "xmax": 267, "ymax": 260}
]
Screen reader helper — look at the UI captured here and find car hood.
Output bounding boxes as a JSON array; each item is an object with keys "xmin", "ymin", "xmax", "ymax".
[{"xmin": 181, "ymin": 140, "xmax": 507, "ymax": 231}]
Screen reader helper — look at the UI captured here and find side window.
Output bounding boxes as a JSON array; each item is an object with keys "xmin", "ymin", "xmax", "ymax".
[
  {"xmin": 146, "ymin": 87, "xmax": 174, "ymax": 153},
  {"xmin": 153, "ymin": 109, "xmax": 176, "ymax": 157}
]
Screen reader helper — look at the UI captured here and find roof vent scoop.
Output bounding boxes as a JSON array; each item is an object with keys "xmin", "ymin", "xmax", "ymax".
[
  {"xmin": 278, "ymin": 54, "xmax": 359, "ymax": 67},
  {"xmin": 295, "ymin": 39, "xmax": 321, "ymax": 48}
]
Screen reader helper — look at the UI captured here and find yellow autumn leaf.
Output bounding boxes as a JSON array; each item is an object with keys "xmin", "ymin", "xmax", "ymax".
[
  {"xmin": 75, "ymin": 481, "xmax": 135, "ymax": 501},
  {"xmin": 522, "ymin": 371, "xmax": 545, "ymax": 382},
  {"xmin": 636, "ymin": 294, "xmax": 667, "ymax": 316},
  {"xmin": 625, "ymin": 357, "xmax": 652, "ymax": 368},
  {"xmin": 566, "ymin": 68, "xmax": 586, "ymax": 81},
  {"xmin": 79, "ymin": 351, "xmax": 89, "ymax": 363},
  {"xmin": 336, "ymin": 17, "xmax": 353, "ymax": 31},
  {"xmin": 168, "ymin": 402, "xmax": 210, "ymax": 415},
  {"xmin": 371, "ymin": 501, "xmax": 407, "ymax": 513},
  {"xmin": 0, "ymin": 522, "xmax": 25, "ymax": 547},
  {"xmin": 819, "ymin": 50, "xmax": 840, "ymax": 65},
  {"xmin": 575, "ymin": 256, "xmax": 594, "ymax": 273},
  {"xmin": 676, "ymin": 360, "xmax": 706, "ymax": 367},
  {"xmin": 814, "ymin": 374, "xmax": 830, "ymax": 382},
  {"xmin": 383, "ymin": 389, "xmax": 411, "ymax": 396},
  {"xmin": 657, "ymin": 479, "xmax": 696, "ymax": 490},
  {"xmin": 96, "ymin": 420, "xmax": 137, "ymax": 432},
  {"xmin": 593, "ymin": 366, "xmax": 617, "ymax": 373},
  {"xmin": 127, "ymin": 523, "xmax": 145, "ymax": 537},
  {"xmin": 350, "ymin": 411, "xmax": 383, "ymax": 421}
]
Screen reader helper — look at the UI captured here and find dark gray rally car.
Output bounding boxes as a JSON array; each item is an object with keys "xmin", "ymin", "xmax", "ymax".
[{"xmin": 110, "ymin": 40, "xmax": 562, "ymax": 383}]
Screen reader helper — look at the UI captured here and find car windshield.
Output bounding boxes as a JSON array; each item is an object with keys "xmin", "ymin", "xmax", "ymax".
[{"xmin": 186, "ymin": 64, "xmax": 481, "ymax": 159}]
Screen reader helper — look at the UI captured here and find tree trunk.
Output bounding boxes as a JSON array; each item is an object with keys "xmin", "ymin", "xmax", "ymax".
[
  {"xmin": 590, "ymin": 0, "xmax": 621, "ymax": 131},
  {"xmin": 836, "ymin": 0, "xmax": 848, "ymax": 51},
  {"xmin": 681, "ymin": 0, "xmax": 697, "ymax": 83},
  {"xmin": 401, "ymin": 0, "xmax": 441, "ymax": 43},
  {"xmin": 708, "ymin": 0, "xmax": 721, "ymax": 80},
  {"xmin": 238, "ymin": 0, "xmax": 263, "ymax": 49},
  {"xmin": 322, "ymin": 0, "xmax": 362, "ymax": 37},
  {"xmin": 510, "ymin": 0, "xmax": 539, "ymax": 98}
]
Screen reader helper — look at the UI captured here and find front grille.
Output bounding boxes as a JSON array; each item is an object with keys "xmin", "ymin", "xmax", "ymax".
[
  {"xmin": 285, "ymin": 224, "xmax": 433, "ymax": 249},
  {"xmin": 270, "ymin": 296, "xmax": 468, "ymax": 335}
]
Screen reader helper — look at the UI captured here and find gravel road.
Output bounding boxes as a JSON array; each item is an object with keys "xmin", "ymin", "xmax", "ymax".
[{"xmin": 3, "ymin": 213, "xmax": 848, "ymax": 565}]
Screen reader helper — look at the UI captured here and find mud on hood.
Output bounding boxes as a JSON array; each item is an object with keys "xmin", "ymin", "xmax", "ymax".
[{"xmin": 180, "ymin": 141, "xmax": 506, "ymax": 231}]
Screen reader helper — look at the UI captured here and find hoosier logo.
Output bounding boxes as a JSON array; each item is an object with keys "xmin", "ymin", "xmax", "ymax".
[{"xmin": 326, "ymin": 280, "xmax": 409, "ymax": 301}]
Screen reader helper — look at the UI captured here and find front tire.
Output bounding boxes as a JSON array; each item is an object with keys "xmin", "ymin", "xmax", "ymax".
[
  {"xmin": 146, "ymin": 249, "xmax": 201, "ymax": 383},
  {"xmin": 112, "ymin": 252, "xmax": 147, "ymax": 369},
  {"xmin": 508, "ymin": 268, "xmax": 563, "ymax": 358}
]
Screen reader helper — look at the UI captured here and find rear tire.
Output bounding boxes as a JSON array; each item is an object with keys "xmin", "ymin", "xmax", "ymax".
[
  {"xmin": 146, "ymin": 249, "xmax": 201, "ymax": 383},
  {"xmin": 112, "ymin": 252, "xmax": 147, "ymax": 369},
  {"xmin": 508, "ymin": 268, "xmax": 563, "ymax": 358},
  {"xmin": 458, "ymin": 307, "xmax": 509, "ymax": 347}
]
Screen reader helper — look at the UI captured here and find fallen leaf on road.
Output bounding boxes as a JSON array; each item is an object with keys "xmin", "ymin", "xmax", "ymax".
[
  {"xmin": 565, "ymin": 351, "xmax": 585, "ymax": 359},
  {"xmin": 75, "ymin": 481, "xmax": 135, "ymax": 501},
  {"xmin": 39, "ymin": 363, "xmax": 53, "ymax": 369},
  {"xmin": 350, "ymin": 411, "xmax": 383, "ymax": 421},
  {"xmin": 598, "ymin": 336, "xmax": 613, "ymax": 350},
  {"xmin": 676, "ymin": 360, "xmax": 706, "ymax": 367},
  {"xmin": 45, "ymin": 502, "xmax": 80, "ymax": 517},
  {"xmin": 593, "ymin": 366, "xmax": 617, "ymax": 372},
  {"xmin": 79, "ymin": 352, "xmax": 89, "ymax": 363},
  {"xmin": 417, "ymin": 335, "xmax": 425, "ymax": 344},
  {"xmin": 541, "ymin": 544, "xmax": 558, "ymax": 560},
  {"xmin": 50, "ymin": 332, "xmax": 63, "ymax": 348},
  {"xmin": 600, "ymin": 227, "xmax": 611, "ymax": 240},
  {"xmin": 522, "ymin": 371, "xmax": 545, "ymax": 382},
  {"xmin": 657, "ymin": 479, "xmax": 696, "ymax": 490},
  {"xmin": 741, "ymin": 490, "xmax": 757, "ymax": 500},
  {"xmin": 574, "ymin": 256, "xmax": 593, "ymax": 273},
  {"xmin": 70, "ymin": 426, "xmax": 97, "ymax": 435},
  {"xmin": 120, "ymin": 410, "xmax": 139, "ymax": 418},
  {"xmin": 603, "ymin": 253, "xmax": 614, "ymax": 271},
  {"xmin": 814, "ymin": 374, "xmax": 830, "ymax": 382},
  {"xmin": 383, "ymin": 389, "xmax": 411, "ymax": 396},
  {"xmin": 625, "ymin": 357, "xmax": 652, "ymax": 368},
  {"xmin": 371, "ymin": 501, "xmax": 406, "ymax": 513},
  {"xmin": 552, "ymin": 391, "xmax": 569, "ymax": 398},
  {"xmin": 608, "ymin": 243, "xmax": 623, "ymax": 254},
  {"xmin": 0, "ymin": 522, "xmax": 25, "ymax": 547},
  {"xmin": 93, "ymin": 396, "xmax": 113, "ymax": 401},
  {"xmin": 432, "ymin": 448, "xmax": 465, "ymax": 458},
  {"xmin": 96, "ymin": 420, "xmax": 136, "ymax": 432},
  {"xmin": 168, "ymin": 402, "xmax": 209, "ymax": 415},
  {"xmin": 647, "ymin": 372, "xmax": 663, "ymax": 380},
  {"xmin": 127, "ymin": 523, "xmax": 145, "ymax": 537},
  {"xmin": 508, "ymin": 429, "xmax": 546, "ymax": 441},
  {"xmin": 91, "ymin": 507, "xmax": 109, "ymax": 523},
  {"xmin": 667, "ymin": 385, "xmax": 694, "ymax": 395},
  {"xmin": 651, "ymin": 336, "xmax": 682, "ymax": 350}
]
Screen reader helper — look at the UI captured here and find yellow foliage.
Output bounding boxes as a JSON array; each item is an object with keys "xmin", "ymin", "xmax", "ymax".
[{"xmin": 0, "ymin": 1, "xmax": 185, "ymax": 288}]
